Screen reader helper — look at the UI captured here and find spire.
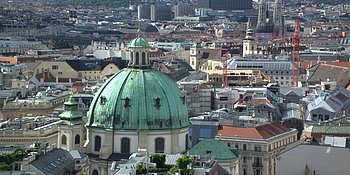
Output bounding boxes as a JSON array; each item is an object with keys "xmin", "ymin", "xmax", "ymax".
[
  {"xmin": 247, "ymin": 18, "xmax": 252, "ymax": 30},
  {"xmin": 245, "ymin": 18, "xmax": 254, "ymax": 39},
  {"xmin": 257, "ymin": 0, "xmax": 267, "ymax": 32},
  {"xmin": 273, "ymin": 0, "xmax": 283, "ymax": 35}
]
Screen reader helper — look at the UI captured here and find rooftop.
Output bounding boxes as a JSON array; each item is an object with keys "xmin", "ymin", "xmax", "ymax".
[{"xmin": 217, "ymin": 122, "xmax": 292, "ymax": 139}]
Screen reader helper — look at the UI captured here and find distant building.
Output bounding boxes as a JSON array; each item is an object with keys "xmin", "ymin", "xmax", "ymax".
[
  {"xmin": 150, "ymin": 4, "xmax": 173, "ymax": 21},
  {"xmin": 228, "ymin": 59, "xmax": 294, "ymax": 86},
  {"xmin": 217, "ymin": 122, "xmax": 298, "ymax": 175},
  {"xmin": 305, "ymin": 87, "xmax": 350, "ymax": 122},
  {"xmin": 174, "ymin": 3, "xmax": 195, "ymax": 18},
  {"xmin": 197, "ymin": 0, "xmax": 252, "ymax": 10},
  {"xmin": 178, "ymin": 81, "xmax": 213, "ymax": 114},
  {"xmin": 201, "ymin": 69, "xmax": 270, "ymax": 87},
  {"xmin": 303, "ymin": 125, "xmax": 350, "ymax": 144},
  {"xmin": 138, "ymin": 4, "xmax": 151, "ymax": 20},
  {"xmin": 189, "ymin": 117, "xmax": 219, "ymax": 145}
]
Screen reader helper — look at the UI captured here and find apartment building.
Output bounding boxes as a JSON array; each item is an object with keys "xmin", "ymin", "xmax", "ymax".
[{"xmin": 216, "ymin": 122, "xmax": 298, "ymax": 175}]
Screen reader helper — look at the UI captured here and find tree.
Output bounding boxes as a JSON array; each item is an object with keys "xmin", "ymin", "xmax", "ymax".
[
  {"xmin": 176, "ymin": 155, "xmax": 192, "ymax": 170},
  {"xmin": 150, "ymin": 154, "xmax": 166, "ymax": 168},
  {"xmin": 136, "ymin": 163, "xmax": 147, "ymax": 174}
]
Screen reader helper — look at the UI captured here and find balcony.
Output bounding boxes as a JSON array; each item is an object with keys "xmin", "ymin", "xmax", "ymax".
[{"xmin": 253, "ymin": 163, "xmax": 263, "ymax": 167}]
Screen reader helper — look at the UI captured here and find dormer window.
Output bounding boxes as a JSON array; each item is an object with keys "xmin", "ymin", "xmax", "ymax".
[
  {"xmin": 181, "ymin": 95, "xmax": 185, "ymax": 104},
  {"xmin": 122, "ymin": 97, "xmax": 131, "ymax": 108},
  {"xmin": 100, "ymin": 96, "xmax": 107, "ymax": 105},
  {"xmin": 154, "ymin": 97, "xmax": 161, "ymax": 108}
]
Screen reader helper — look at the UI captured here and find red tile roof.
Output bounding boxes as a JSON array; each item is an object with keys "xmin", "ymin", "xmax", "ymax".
[
  {"xmin": 217, "ymin": 123, "xmax": 291, "ymax": 139},
  {"xmin": 300, "ymin": 61, "xmax": 350, "ymax": 69}
]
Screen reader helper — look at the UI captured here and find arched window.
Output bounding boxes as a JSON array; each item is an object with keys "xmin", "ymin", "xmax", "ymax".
[
  {"xmin": 142, "ymin": 52, "xmax": 146, "ymax": 65},
  {"xmin": 135, "ymin": 52, "xmax": 139, "ymax": 65},
  {"xmin": 75, "ymin": 134, "xmax": 80, "ymax": 145},
  {"xmin": 130, "ymin": 52, "xmax": 134, "ymax": 63},
  {"xmin": 121, "ymin": 137, "xmax": 130, "ymax": 154},
  {"xmin": 155, "ymin": 137, "xmax": 165, "ymax": 153},
  {"xmin": 185, "ymin": 134, "xmax": 189, "ymax": 149},
  {"xmin": 94, "ymin": 135, "xmax": 101, "ymax": 152},
  {"xmin": 92, "ymin": 169, "xmax": 98, "ymax": 175},
  {"xmin": 61, "ymin": 135, "xmax": 67, "ymax": 145}
]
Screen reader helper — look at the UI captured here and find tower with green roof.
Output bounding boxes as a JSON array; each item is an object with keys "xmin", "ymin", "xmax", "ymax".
[
  {"xmin": 85, "ymin": 36, "xmax": 190, "ymax": 175},
  {"xmin": 189, "ymin": 40, "xmax": 203, "ymax": 70},
  {"xmin": 243, "ymin": 18, "xmax": 257, "ymax": 57},
  {"xmin": 58, "ymin": 95, "xmax": 85, "ymax": 151}
]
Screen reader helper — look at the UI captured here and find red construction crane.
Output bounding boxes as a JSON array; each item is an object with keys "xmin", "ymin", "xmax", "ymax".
[
  {"xmin": 292, "ymin": 19, "xmax": 301, "ymax": 87},
  {"xmin": 222, "ymin": 51, "xmax": 231, "ymax": 87}
]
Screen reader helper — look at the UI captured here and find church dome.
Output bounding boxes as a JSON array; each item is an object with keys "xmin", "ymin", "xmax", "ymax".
[
  {"xmin": 86, "ymin": 68, "xmax": 189, "ymax": 130},
  {"xmin": 129, "ymin": 37, "xmax": 150, "ymax": 48}
]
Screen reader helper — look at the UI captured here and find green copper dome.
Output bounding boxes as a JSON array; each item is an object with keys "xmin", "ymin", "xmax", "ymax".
[
  {"xmin": 129, "ymin": 37, "xmax": 150, "ymax": 48},
  {"xmin": 86, "ymin": 68, "xmax": 189, "ymax": 130}
]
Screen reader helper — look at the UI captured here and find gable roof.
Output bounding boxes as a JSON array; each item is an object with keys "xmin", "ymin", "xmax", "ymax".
[
  {"xmin": 217, "ymin": 122, "xmax": 291, "ymax": 139},
  {"xmin": 280, "ymin": 87, "xmax": 306, "ymax": 97},
  {"xmin": 307, "ymin": 87, "xmax": 350, "ymax": 113},
  {"xmin": 309, "ymin": 64, "xmax": 350, "ymax": 87}
]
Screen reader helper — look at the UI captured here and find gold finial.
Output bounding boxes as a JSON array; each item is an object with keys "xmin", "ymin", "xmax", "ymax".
[
  {"xmin": 137, "ymin": 21, "xmax": 141, "ymax": 37},
  {"xmin": 68, "ymin": 88, "xmax": 74, "ymax": 96}
]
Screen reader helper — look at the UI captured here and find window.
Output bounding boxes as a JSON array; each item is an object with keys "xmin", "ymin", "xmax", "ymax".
[
  {"xmin": 52, "ymin": 65, "xmax": 58, "ymax": 69},
  {"xmin": 130, "ymin": 52, "xmax": 134, "ymax": 63},
  {"xmin": 154, "ymin": 97, "xmax": 161, "ymax": 108},
  {"xmin": 100, "ymin": 96, "xmax": 107, "ymax": 105},
  {"xmin": 58, "ymin": 72, "xmax": 62, "ymax": 75},
  {"xmin": 142, "ymin": 52, "xmax": 146, "ymax": 65},
  {"xmin": 121, "ymin": 137, "xmax": 130, "ymax": 154},
  {"xmin": 135, "ymin": 52, "xmax": 139, "ymax": 65},
  {"xmin": 243, "ymin": 144, "xmax": 247, "ymax": 150},
  {"xmin": 219, "ymin": 97, "xmax": 228, "ymax": 101},
  {"xmin": 255, "ymin": 169, "xmax": 261, "ymax": 175},
  {"xmin": 62, "ymin": 135, "xmax": 67, "ymax": 145},
  {"xmin": 325, "ymin": 115, "xmax": 330, "ymax": 120},
  {"xmin": 243, "ymin": 156, "xmax": 247, "ymax": 163},
  {"xmin": 155, "ymin": 138, "xmax": 165, "ymax": 153},
  {"xmin": 75, "ymin": 134, "xmax": 80, "ymax": 145},
  {"xmin": 235, "ymin": 143, "xmax": 239, "ymax": 149},
  {"xmin": 199, "ymin": 128, "xmax": 211, "ymax": 138},
  {"xmin": 243, "ymin": 168, "xmax": 247, "ymax": 175},
  {"xmin": 92, "ymin": 169, "xmax": 98, "ymax": 175},
  {"xmin": 94, "ymin": 135, "xmax": 101, "ymax": 152},
  {"xmin": 227, "ymin": 143, "xmax": 231, "ymax": 147},
  {"xmin": 254, "ymin": 145, "xmax": 262, "ymax": 152}
]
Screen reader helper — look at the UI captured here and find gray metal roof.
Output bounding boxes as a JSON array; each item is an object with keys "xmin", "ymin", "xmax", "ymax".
[
  {"xmin": 30, "ymin": 149, "xmax": 74, "ymax": 175},
  {"xmin": 228, "ymin": 59, "xmax": 293, "ymax": 72},
  {"xmin": 280, "ymin": 87, "xmax": 306, "ymax": 97},
  {"xmin": 277, "ymin": 144, "xmax": 350, "ymax": 175}
]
